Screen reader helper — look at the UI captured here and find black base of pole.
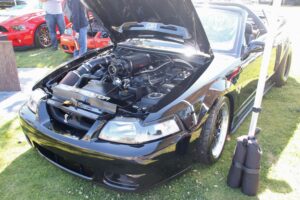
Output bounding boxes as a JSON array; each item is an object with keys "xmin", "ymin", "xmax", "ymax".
[
  {"xmin": 241, "ymin": 137, "xmax": 262, "ymax": 196},
  {"xmin": 227, "ymin": 135, "xmax": 262, "ymax": 196},
  {"xmin": 227, "ymin": 135, "xmax": 248, "ymax": 188}
]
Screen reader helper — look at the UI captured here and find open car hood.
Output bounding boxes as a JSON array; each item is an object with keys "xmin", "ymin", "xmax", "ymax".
[{"xmin": 82, "ymin": 0, "xmax": 213, "ymax": 56}]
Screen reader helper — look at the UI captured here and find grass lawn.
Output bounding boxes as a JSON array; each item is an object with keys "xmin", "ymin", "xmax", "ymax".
[
  {"xmin": 0, "ymin": 78, "xmax": 299, "ymax": 200},
  {"xmin": 15, "ymin": 48, "xmax": 71, "ymax": 68}
]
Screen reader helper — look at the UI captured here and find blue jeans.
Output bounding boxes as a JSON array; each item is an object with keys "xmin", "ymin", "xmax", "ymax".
[
  {"xmin": 73, "ymin": 26, "xmax": 88, "ymax": 58},
  {"xmin": 45, "ymin": 13, "xmax": 65, "ymax": 48}
]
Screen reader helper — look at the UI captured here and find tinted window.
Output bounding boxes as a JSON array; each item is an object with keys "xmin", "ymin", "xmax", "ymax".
[{"xmin": 196, "ymin": 8, "xmax": 241, "ymax": 52}]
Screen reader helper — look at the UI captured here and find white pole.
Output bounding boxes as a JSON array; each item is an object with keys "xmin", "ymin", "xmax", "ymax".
[
  {"xmin": 248, "ymin": 0, "xmax": 282, "ymax": 138},
  {"xmin": 14, "ymin": 0, "xmax": 17, "ymax": 6}
]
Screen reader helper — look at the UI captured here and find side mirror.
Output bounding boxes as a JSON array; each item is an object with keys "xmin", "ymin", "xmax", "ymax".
[{"xmin": 241, "ymin": 41, "xmax": 265, "ymax": 60}]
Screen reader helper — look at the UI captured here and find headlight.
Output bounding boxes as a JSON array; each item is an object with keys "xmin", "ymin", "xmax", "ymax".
[
  {"xmin": 11, "ymin": 25, "xmax": 26, "ymax": 31},
  {"xmin": 99, "ymin": 117, "xmax": 181, "ymax": 144},
  {"xmin": 27, "ymin": 89, "xmax": 47, "ymax": 113}
]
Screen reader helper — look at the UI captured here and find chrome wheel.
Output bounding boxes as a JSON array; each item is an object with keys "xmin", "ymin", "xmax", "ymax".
[
  {"xmin": 211, "ymin": 102, "xmax": 229, "ymax": 159},
  {"xmin": 38, "ymin": 24, "xmax": 51, "ymax": 48}
]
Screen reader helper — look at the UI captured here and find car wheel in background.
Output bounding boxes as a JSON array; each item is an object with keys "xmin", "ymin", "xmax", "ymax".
[
  {"xmin": 275, "ymin": 53, "xmax": 292, "ymax": 87},
  {"xmin": 196, "ymin": 96, "xmax": 231, "ymax": 164},
  {"xmin": 35, "ymin": 23, "xmax": 51, "ymax": 48}
]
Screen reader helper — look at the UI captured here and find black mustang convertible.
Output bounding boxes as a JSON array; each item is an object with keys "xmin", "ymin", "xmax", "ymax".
[{"xmin": 19, "ymin": 0, "xmax": 292, "ymax": 191}]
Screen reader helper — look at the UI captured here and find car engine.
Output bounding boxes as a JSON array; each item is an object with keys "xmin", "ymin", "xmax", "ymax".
[{"xmin": 52, "ymin": 48, "xmax": 196, "ymax": 115}]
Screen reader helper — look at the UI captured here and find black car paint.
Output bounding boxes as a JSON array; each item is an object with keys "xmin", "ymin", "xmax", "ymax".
[
  {"xmin": 19, "ymin": 3, "xmax": 291, "ymax": 191},
  {"xmin": 20, "ymin": 100, "xmax": 200, "ymax": 191}
]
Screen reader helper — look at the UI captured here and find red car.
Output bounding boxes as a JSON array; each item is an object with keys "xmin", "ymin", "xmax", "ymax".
[
  {"xmin": 0, "ymin": 0, "xmax": 67, "ymax": 49},
  {"xmin": 60, "ymin": 18, "xmax": 111, "ymax": 54}
]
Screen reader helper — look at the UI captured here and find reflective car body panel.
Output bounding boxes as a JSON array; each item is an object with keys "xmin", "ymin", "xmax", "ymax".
[
  {"xmin": 0, "ymin": 6, "xmax": 45, "ymax": 48},
  {"xmin": 20, "ymin": 101, "xmax": 200, "ymax": 191},
  {"xmin": 19, "ymin": 3, "xmax": 292, "ymax": 191},
  {"xmin": 0, "ymin": 1, "xmax": 68, "ymax": 48},
  {"xmin": 82, "ymin": 0, "xmax": 213, "ymax": 56},
  {"xmin": 60, "ymin": 32, "xmax": 111, "ymax": 54},
  {"xmin": 60, "ymin": 23, "xmax": 111, "ymax": 54}
]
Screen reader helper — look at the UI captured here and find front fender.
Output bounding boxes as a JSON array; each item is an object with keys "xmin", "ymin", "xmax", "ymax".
[{"xmin": 149, "ymin": 78, "xmax": 231, "ymax": 132}]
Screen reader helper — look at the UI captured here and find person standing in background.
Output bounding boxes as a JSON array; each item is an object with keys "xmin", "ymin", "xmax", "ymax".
[
  {"xmin": 39, "ymin": 0, "xmax": 65, "ymax": 51},
  {"xmin": 68, "ymin": 0, "xmax": 88, "ymax": 57}
]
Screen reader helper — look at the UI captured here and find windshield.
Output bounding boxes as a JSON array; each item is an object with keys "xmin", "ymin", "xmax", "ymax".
[{"xmin": 196, "ymin": 8, "xmax": 241, "ymax": 52}]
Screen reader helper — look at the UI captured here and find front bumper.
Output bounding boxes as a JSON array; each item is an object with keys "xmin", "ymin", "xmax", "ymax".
[
  {"xmin": 60, "ymin": 34, "xmax": 111, "ymax": 54},
  {"xmin": 60, "ymin": 35, "xmax": 75, "ymax": 54},
  {"xmin": 19, "ymin": 103, "xmax": 199, "ymax": 191},
  {"xmin": 0, "ymin": 29, "xmax": 34, "ymax": 47}
]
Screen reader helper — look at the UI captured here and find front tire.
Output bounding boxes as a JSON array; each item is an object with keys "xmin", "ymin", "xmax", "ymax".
[
  {"xmin": 275, "ymin": 53, "xmax": 292, "ymax": 87},
  {"xmin": 196, "ymin": 96, "xmax": 231, "ymax": 164},
  {"xmin": 34, "ymin": 23, "xmax": 51, "ymax": 48}
]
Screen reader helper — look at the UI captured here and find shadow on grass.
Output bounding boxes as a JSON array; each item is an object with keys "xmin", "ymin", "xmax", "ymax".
[
  {"xmin": 0, "ymin": 78, "xmax": 299, "ymax": 200},
  {"xmin": 255, "ymin": 78, "xmax": 300, "ymax": 194},
  {"xmin": 219, "ymin": 78, "xmax": 300, "ymax": 198}
]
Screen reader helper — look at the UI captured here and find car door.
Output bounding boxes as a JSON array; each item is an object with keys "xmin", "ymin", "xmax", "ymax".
[
  {"xmin": 235, "ymin": 40, "xmax": 263, "ymax": 117},
  {"xmin": 233, "ymin": 22, "xmax": 277, "ymax": 122}
]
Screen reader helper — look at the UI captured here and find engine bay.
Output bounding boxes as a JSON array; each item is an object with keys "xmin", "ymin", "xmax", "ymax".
[{"xmin": 51, "ymin": 47, "xmax": 199, "ymax": 116}]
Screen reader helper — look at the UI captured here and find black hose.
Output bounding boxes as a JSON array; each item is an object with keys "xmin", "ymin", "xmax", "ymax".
[
  {"xmin": 136, "ymin": 61, "xmax": 172, "ymax": 75},
  {"xmin": 60, "ymin": 55, "xmax": 112, "ymax": 86},
  {"xmin": 136, "ymin": 58, "xmax": 194, "ymax": 75},
  {"xmin": 74, "ymin": 74, "xmax": 101, "ymax": 88},
  {"xmin": 172, "ymin": 59, "xmax": 194, "ymax": 70}
]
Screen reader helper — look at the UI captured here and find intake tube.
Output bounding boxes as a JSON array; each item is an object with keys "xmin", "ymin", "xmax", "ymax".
[{"xmin": 60, "ymin": 55, "xmax": 112, "ymax": 86}]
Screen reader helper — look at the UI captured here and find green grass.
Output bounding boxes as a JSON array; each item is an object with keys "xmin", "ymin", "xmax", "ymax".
[
  {"xmin": 0, "ymin": 75, "xmax": 299, "ymax": 199},
  {"xmin": 15, "ymin": 48, "xmax": 71, "ymax": 68}
]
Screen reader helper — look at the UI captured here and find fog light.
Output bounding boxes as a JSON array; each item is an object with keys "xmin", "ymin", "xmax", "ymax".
[{"xmin": 103, "ymin": 171, "xmax": 140, "ymax": 189}]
